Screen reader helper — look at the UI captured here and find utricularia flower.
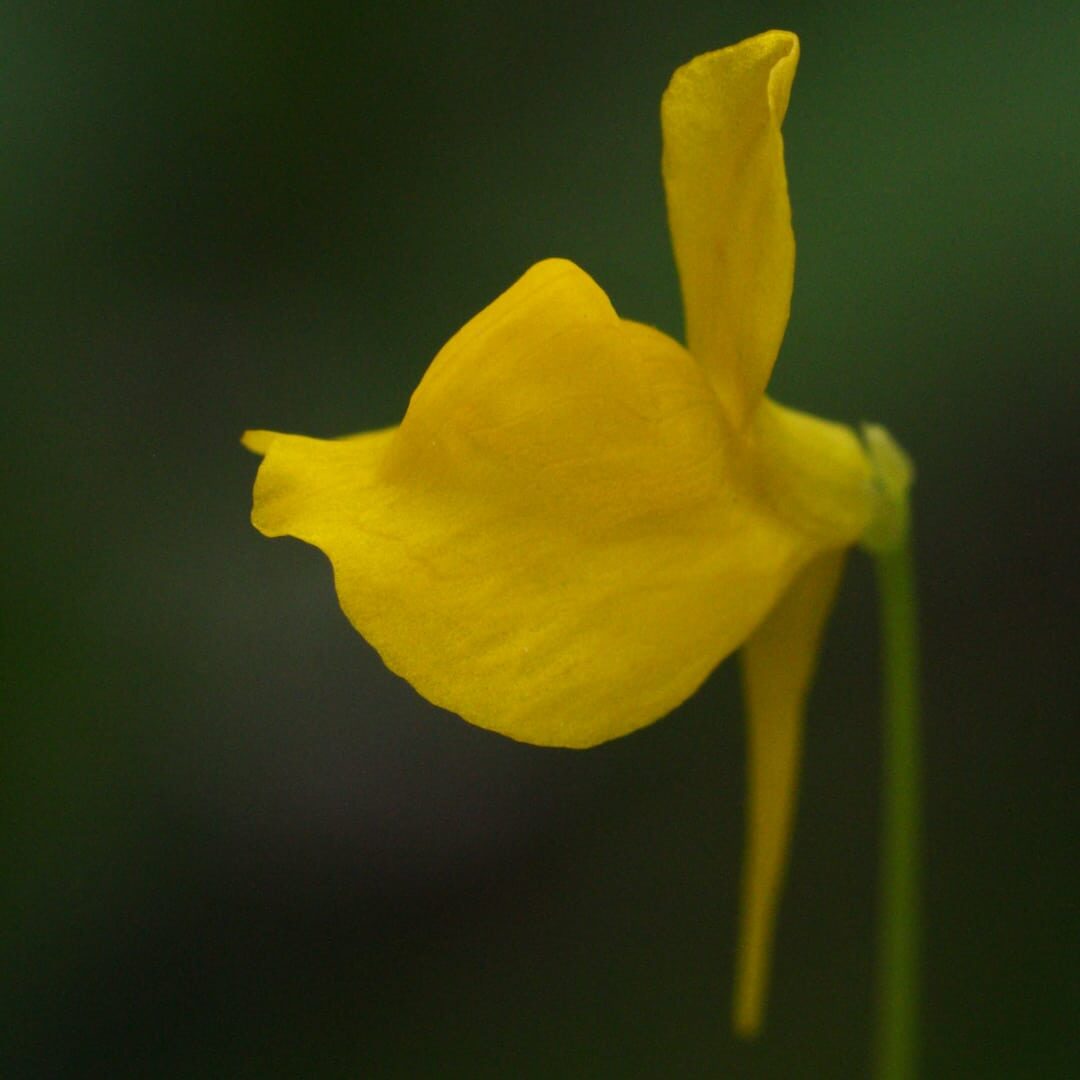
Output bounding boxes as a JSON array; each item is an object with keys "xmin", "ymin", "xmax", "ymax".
[{"xmin": 245, "ymin": 30, "xmax": 897, "ymax": 1035}]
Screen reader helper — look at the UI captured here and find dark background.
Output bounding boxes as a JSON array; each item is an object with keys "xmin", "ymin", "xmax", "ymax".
[{"xmin": 4, "ymin": 2, "xmax": 1077, "ymax": 1077}]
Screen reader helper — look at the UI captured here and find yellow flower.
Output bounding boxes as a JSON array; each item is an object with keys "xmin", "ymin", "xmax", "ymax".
[{"xmin": 245, "ymin": 31, "xmax": 881, "ymax": 1036}]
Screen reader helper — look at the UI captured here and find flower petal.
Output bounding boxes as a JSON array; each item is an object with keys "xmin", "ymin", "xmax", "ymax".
[
  {"xmin": 751, "ymin": 398, "xmax": 874, "ymax": 550},
  {"xmin": 242, "ymin": 429, "xmax": 280, "ymax": 456},
  {"xmin": 250, "ymin": 259, "xmax": 820, "ymax": 748},
  {"xmin": 662, "ymin": 30, "xmax": 799, "ymax": 420},
  {"xmin": 733, "ymin": 548, "xmax": 847, "ymax": 1035}
]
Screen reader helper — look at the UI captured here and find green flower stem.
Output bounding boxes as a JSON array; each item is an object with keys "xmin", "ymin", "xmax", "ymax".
[{"xmin": 872, "ymin": 533, "xmax": 922, "ymax": 1080}]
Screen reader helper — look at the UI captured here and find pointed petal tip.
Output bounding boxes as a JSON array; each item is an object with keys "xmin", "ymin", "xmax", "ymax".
[
  {"xmin": 733, "ymin": 990, "xmax": 765, "ymax": 1040},
  {"xmin": 242, "ymin": 429, "xmax": 279, "ymax": 456},
  {"xmin": 663, "ymin": 30, "xmax": 799, "ymax": 112},
  {"xmin": 733, "ymin": 550, "xmax": 848, "ymax": 1041}
]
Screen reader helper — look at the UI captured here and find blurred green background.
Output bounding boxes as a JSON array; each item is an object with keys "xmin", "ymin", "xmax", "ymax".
[{"xmin": 4, "ymin": 2, "xmax": 1077, "ymax": 1077}]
